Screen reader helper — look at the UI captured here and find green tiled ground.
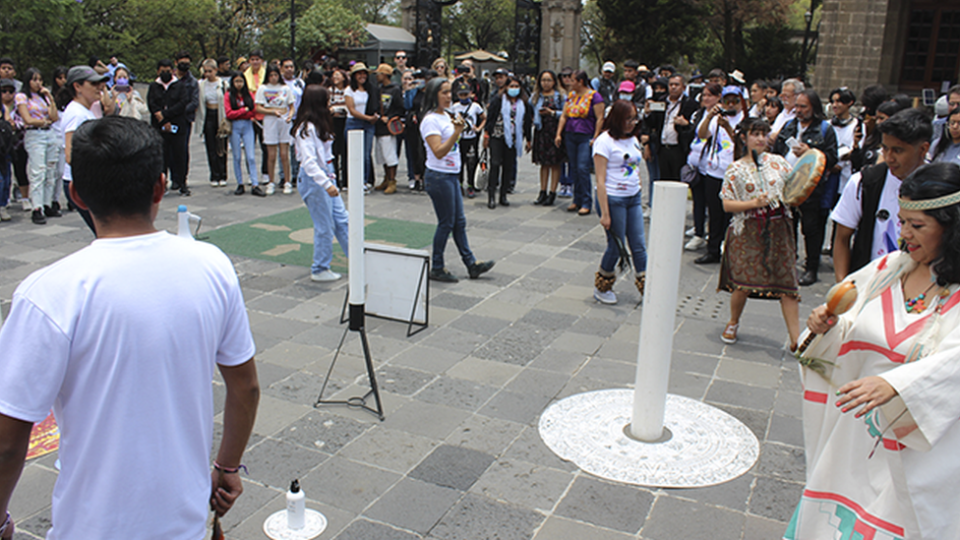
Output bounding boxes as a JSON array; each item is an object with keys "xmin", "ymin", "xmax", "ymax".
[{"xmin": 203, "ymin": 208, "xmax": 435, "ymax": 271}]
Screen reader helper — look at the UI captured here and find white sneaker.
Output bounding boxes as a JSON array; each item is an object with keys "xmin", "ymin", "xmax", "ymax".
[
  {"xmin": 685, "ymin": 236, "xmax": 706, "ymax": 251},
  {"xmin": 409, "ymin": 180, "xmax": 417, "ymax": 190},
  {"xmin": 265, "ymin": 182, "xmax": 276, "ymax": 195},
  {"xmin": 642, "ymin": 207, "xmax": 650, "ymax": 219},
  {"xmin": 685, "ymin": 227, "xmax": 696, "ymax": 237},
  {"xmin": 21, "ymin": 199, "xmax": 32, "ymax": 212},
  {"xmin": 362, "ymin": 184, "xmax": 371, "ymax": 194},
  {"xmin": 219, "ymin": 180, "xmax": 228, "ymax": 187},
  {"xmin": 593, "ymin": 288, "xmax": 617, "ymax": 305},
  {"xmin": 262, "ymin": 174, "xmax": 270, "ymax": 186},
  {"xmin": 282, "ymin": 183, "xmax": 293, "ymax": 194},
  {"xmin": 210, "ymin": 181, "xmax": 219, "ymax": 187},
  {"xmin": 310, "ymin": 270, "xmax": 342, "ymax": 282},
  {"xmin": 0, "ymin": 206, "xmax": 10, "ymax": 221}
]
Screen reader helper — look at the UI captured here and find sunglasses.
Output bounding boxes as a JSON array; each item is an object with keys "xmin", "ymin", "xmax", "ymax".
[
  {"xmin": 0, "ymin": 88, "xmax": 14, "ymax": 93},
  {"xmin": 395, "ymin": 55, "xmax": 406, "ymax": 59}
]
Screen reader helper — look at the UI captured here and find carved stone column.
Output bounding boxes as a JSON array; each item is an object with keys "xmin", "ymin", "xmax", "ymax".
[{"xmin": 540, "ymin": 0, "xmax": 582, "ymax": 74}]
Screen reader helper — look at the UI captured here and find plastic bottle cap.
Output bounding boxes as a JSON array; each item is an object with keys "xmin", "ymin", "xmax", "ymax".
[
  {"xmin": 290, "ymin": 479, "xmax": 300, "ymax": 493},
  {"xmin": 178, "ymin": 205, "xmax": 187, "ymax": 212}
]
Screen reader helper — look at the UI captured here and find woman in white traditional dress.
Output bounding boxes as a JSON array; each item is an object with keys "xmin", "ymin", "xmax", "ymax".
[{"xmin": 791, "ymin": 161, "xmax": 960, "ymax": 540}]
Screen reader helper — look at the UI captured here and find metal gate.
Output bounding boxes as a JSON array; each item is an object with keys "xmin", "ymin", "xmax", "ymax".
[
  {"xmin": 514, "ymin": 0, "xmax": 541, "ymax": 77},
  {"xmin": 414, "ymin": 0, "xmax": 444, "ymax": 66}
]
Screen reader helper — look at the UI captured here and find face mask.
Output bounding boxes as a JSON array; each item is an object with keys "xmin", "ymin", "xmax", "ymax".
[
  {"xmin": 652, "ymin": 91, "xmax": 666, "ymax": 101},
  {"xmin": 619, "ymin": 93, "xmax": 632, "ymax": 101},
  {"xmin": 116, "ymin": 78, "xmax": 129, "ymax": 87},
  {"xmin": 177, "ymin": 62, "xmax": 191, "ymax": 72},
  {"xmin": 459, "ymin": 98, "xmax": 471, "ymax": 105},
  {"xmin": 159, "ymin": 72, "xmax": 172, "ymax": 83},
  {"xmin": 506, "ymin": 87, "xmax": 520, "ymax": 98}
]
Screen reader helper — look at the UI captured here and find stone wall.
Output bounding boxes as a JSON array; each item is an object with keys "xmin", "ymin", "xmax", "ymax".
[
  {"xmin": 812, "ymin": 0, "xmax": 906, "ymax": 97},
  {"xmin": 540, "ymin": 0, "xmax": 582, "ymax": 74}
]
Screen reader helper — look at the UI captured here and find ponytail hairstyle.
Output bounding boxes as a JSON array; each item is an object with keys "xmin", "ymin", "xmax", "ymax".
[{"xmin": 733, "ymin": 117, "xmax": 771, "ymax": 160}]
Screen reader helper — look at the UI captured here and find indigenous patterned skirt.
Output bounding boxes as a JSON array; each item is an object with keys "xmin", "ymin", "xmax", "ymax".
[
  {"xmin": 532, "ymin": 115, "xmax": 566, "ymax": 166},
  {"xmin": 719, "ymin": 207, "xmax": 799, "ymax": 299}
]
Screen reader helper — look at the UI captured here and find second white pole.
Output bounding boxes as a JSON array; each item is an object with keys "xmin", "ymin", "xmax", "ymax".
[
  {"xmin": 347, "ymin": 130, "xmax": 364, "ymax": 306},
  {"xmin": 630, "ymin": 181, "xmax": 688, "ymax": 441}
]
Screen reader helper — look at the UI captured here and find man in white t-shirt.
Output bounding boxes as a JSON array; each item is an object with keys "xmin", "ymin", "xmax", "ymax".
[
  {"xmin": 771, "ymin": 78, "xmax": 801, "ymax": 136},
  {"xmin": 0, "ymin": 117, "xmax": 259, "ymax": 540},
  {"xmin": 830, "ymin": 108, "xmax": 931, "ymax": 282}
]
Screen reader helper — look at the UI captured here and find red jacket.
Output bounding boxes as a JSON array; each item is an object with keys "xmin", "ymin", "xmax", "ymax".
[{"xmin": 224, "ymin": 91, "xmax": 257, "ymax": 121}]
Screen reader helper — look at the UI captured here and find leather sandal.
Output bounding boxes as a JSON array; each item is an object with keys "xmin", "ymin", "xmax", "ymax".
[{"xmin": 720, "ymin": 323, "xmax": 739, "ymax": 344}]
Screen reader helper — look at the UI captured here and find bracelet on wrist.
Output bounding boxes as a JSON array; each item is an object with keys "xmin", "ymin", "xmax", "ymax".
[
  {"xmin": 0, "ymin": 511, "xmax": 11, "ymax": 536},
  {"xmin": 213, "ymin": 461, "xmax": 247, "ymax": 474}
]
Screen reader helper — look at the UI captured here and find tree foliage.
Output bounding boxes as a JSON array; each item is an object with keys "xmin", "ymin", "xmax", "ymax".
[
  {"xmin": 261, "ymin": 0, "xmax": 366, "ymax": 61},
  {"xmin": 593, "ymin": 0, "xmax": 705, "ymax": 68},
  {"xmin": 443, "ymin": 0, "xmax": 515, "ymax": 55}
]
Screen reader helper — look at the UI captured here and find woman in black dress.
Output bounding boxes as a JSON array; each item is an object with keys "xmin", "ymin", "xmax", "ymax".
[{"xmin": 530, "ymin": 70, "xmax": 565, "ymax": 206}]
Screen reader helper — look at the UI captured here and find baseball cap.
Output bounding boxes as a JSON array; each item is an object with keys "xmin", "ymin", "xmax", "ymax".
[
  {"xmin": 721, "ymin": 85, "xmax": 741, "ymax": 98},
  {"xmin": 493, "ymin": 68, "xmax": 509, "ymax": 77},
  {"xmin": 454, "ymin": 82, "xmax": 471, "ymax": 95},
  {"xmin": 618, "ymin": 81, "xmax": 635, "ymax": 93},
  {"xmin": 651, "ymin": 77, "xmax": 669, "ymax": 90},
  {"xmin": 66, "ymin": 65, "xmax": 110, "ymax": 87},
  {"xmin": 375, "ymin": 63, "xmax": 394, "ymax": 76},
  {"xmin": 936, "ymin": 95, "xmax": 950, "ymax": 117},
  {"xmin": 602, "ymin": 61, "xmax": 616, "ymax": 73}
]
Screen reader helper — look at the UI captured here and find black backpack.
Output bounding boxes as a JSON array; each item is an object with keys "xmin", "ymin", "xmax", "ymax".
[{"xmin": 0, "ymin": 115, "xmax": 15, "ymax": 157}]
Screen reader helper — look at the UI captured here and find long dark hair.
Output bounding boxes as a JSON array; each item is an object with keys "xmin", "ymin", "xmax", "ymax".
[
  {"xmin": 798, "ymin": 89, "xmax": 825, "ymax": 122},
  {"xmin": 264, "ymin": 64, "xmax": 281, "ymax": 86},
  {"xmin": 292, "ymin": 85, "xmax": 334, "ymax": 141},
  {"xmin": 53, "ymin": 66, "xmax": 70, "ymax": 111},
  {"xmin": 349, "ymin": 67, "xmax": 373, "ymax": 93},
  {"xmin": 420, "ymin": 77, "xmax": 447, "ymax": 117},
  {"xmin": 227, "ymin": 71, "xmax": 253, "ymax": 111},
  {"xmin": 933, "ymin": 107, "xmax": 960, "ymax": 161},
  {"xmin": 733, "ymin": 117, "xmax": 771, "ymax": 160},
  {"xmin": 532, "ymin": 70, "xmax": 557, "ymax": 104},
  {"xmin": 603, "ymin": 100, "xmax": 637, "ymax": 139},
  {"xmin": 22, "ymin": 67, "xmax": 46, "ymax": 101},
  {"xmin": 899, "ymin": 162, "xmax": 960, "ymax": 285}
]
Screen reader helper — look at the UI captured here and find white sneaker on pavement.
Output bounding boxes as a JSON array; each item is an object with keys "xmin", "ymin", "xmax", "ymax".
[
  {"xmin": 21, "ymin": 199, "xmax": 32, "ymax": 212},
  {"xmin": 265, "ymin": 182, "xmax": 276, "ymax": 195},
  {"xmin": 283, "ymin": 183, "xmax": 293, "ymax": 194},
  {"xmin": 310, "ymin": 270, "xmax": 342, "ymax": 282},
  {"xmin": 0, "ymin": 206, "xmax": 10, "ymax": 221},
  {"xmin": 685, "ymin": 236, "xmax": 706, "ymax": 250},
  {"xmin": 593, "ymin": 288, "xmax": 617, "ymax": 305},
  {"xmin": 685, "ymin": 227, "xmax": 696, "ymax": 237}
]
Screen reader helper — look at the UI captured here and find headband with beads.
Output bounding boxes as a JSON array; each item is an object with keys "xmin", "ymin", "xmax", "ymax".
[{"xmin": 899, "ymin": 191, "xmax": 960, "ymax": 211}]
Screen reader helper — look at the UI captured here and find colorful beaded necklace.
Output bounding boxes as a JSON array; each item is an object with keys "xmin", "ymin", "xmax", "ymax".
[{"xmin": 904, "ymin": 281, "xmax": 938, "ymax": 313}]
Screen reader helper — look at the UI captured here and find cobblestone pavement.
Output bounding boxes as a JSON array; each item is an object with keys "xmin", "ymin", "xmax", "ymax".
[{"xmin": 1, "ymin": 136, "xmax": 838, "ymax": 539}]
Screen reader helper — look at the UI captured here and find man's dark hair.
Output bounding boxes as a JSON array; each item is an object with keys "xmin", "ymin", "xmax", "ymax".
[
  {"xmin": 751, "ymin": 79, "xmax": 769, "ymax": 90},
  {"xmin": 623, "ymin": 59, "xmax": 639, "ymax": 70},
  {"xmin": 304, "ymin": 67, "xmax": 325, "ymax": 86},
  {"xmin": 659, "ymin": 64, "xmax": 676, "ymax": 75},
  {"xmin": 877, "ymin": 107, "xmax": 932, "ymax": 145},
  {"xmin": 71, "ymin": 117, "xmax": 164, "ymax": 219},
  {"xmin": 668, "ymin": 73, "xmax": 685, "ymax": 85},
  {"xmin": 889, "ymin": 93, "xmax": 912, "ymax": 111},
  {"xmin": 0, "ymin": 57, "xmax": 13, "ymax": 68},
  {"xmin": 707, "ymin": 68, "xmax": 726, "ymax": 80},
  {"xmin": 829, "ymin": 87, "xmax": 856, "ymax": 105},
  {"xmin": 249, "ymin": 49, "xmax": 264, "ymax": 60},
  {"xmin": 900, "ymin": 162, "xmax": 960, "ymax": 285},
  {"xmin": 798, "ymin": 89, "xmax": 825, "ymax": 121},
  {"xmin": 860, "ymin": 84, "xmax": 888, "ymax": 116},
  {"xmin": 156, "ymin": 58, "xmax": 173, "ymax": 70},
  {"xmin": 948, "ymin": 84, "xmax": 960, "ymax": 98},
  {"xmin": 877, "ymin": 98, "xmax": 908, "ymax": 118},
  {"xmin": 217, "ymin": 56, "xmax": 230, "ymax": 66},
  {"xmin": 281, "ymin": 57, "xmax": 295, "ymax": 68},
  {"xmin": 175, "ymin": 51, "xmax": 191, "ymax": 61}
]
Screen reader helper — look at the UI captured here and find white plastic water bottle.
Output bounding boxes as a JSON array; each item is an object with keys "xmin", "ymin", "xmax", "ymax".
[
  {"xmin": 177, "ymin": 205, "xmax": 201, "ymax": 239},
  {"xmin": 286, "ymin": 479, "xmax": 305, "ymax": 530}
]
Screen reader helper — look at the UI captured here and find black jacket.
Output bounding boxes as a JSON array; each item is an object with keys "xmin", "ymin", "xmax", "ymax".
[
  {"xmin": 773, "ymin": 117, "xmax": 839, "ymax": 205},
  {"xmin": 643, "ymin": 94, "xmax": 698, "ymax": 153},
  {"xmin": 148, "ymin": 79, "xmax": 187, "ymax": 130},
  {"xmin": 484, "ymin": 95, "xmax": 533, "ymax": 143}
]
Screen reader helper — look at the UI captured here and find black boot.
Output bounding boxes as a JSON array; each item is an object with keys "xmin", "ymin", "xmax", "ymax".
[
  {"xmin": 533, "ymin": 190, "xmax": 547, "ymax": 205},
  {"xmin": 499, "ymin": 185, "xmax": 510, "ymax": 207},
  {"xmin": 487, "ymin": 189, "xmax": 497, "ymax": 209},
  {"xmin": 544, "ymin": 191, "xmax": 556, "ymax": 206}
]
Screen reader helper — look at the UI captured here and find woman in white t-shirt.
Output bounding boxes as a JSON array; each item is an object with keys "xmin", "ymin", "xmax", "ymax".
[
  {"xmin": 419, "ymin": 77, "xmax": 494, "ymax": 283},
  {"xmin": 60, "ymin": 65, "xmax": 110, "ymax": 234},
  {"xmin": 591, "ymin": 100, "xmax": 647, "ymax": 305},
  {"xmin": 255, "ymin": 64, "xmax": 294, "ymax": 195},
  {"xmin": 344, "ymin": 63, "xmax": 379, "ymax": 190}
]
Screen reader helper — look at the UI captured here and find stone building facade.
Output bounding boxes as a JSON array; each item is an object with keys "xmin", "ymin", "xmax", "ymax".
[{"xmin": 813, "ymin": 0, "xmax": 960, "ymax": 97}]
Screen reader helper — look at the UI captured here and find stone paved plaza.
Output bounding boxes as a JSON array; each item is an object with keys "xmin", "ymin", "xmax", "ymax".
[{"xmin": 0, "ymin": 138, "xmax": 836, "ymax": 539}]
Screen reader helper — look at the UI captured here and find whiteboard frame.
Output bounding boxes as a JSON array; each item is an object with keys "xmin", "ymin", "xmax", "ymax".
[{"xmin": 340, "ymin": 242, "xmax": 430, "ymax": 336}]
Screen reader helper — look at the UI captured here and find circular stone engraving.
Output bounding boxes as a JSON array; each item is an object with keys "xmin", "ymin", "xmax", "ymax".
[{"xmin": 539, "ymin": 389, "xmax": 759, "ymax": 488}]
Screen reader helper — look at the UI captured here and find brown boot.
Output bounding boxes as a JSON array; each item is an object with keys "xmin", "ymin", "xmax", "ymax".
[
  {"xmin": 384, "ymin": 180, "xmax": 397, "ymax": 194},
  {"xmin": 635, "ymin": 272, "xmax": 646, "ymax": 296},
  {"xmin": 593, "ymin": 270, "xmax": 617, "ymax": 304},
  {"xmin": 374, "ymin": 178, "xmax": 389, "ymax": 190}
]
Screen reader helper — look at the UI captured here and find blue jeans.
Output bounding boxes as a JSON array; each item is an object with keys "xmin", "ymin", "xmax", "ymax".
[
  {"xmin": 645, "ymin": 150, "xmax": 660, "ymax": 207},
  {"xmin": 598, "ymin": 191, "xmax": 647, "ymax": 274},
  {"xmin": 298, "ymin": 169, "xmax": 349, "ymax": 274},
  {"xmin": 230, "ymin": 120, "xmax": 259, "ymax": 186},
  {"xmin": 344, "ymin": 117, "xmax": 375, "ymax": 185},
  {"xmin": 565, "ymin": 131, "xmax": 592, "ymax": 209},
  {"xmin": 560, "ymin": 161, "xmax": 571, "ymax": 187},
  {"xmin": 424, "ymin": 169, "xmax": 476, "ymax": 270}
]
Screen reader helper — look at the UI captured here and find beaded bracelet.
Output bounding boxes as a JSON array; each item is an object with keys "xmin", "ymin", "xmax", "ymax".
[
  {"xmin": 213, "ymin": 461, "xmax": 247, "ymax": 474},
  {"xmin": 0, "ymin": 512, "xmax": 11, "ymax": 537}
]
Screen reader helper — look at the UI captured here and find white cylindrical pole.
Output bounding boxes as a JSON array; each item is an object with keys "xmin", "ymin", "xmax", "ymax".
[
  {"xmin": 347, "ymin": 130, "xmax": 365, "ymax": 306},
  {"xmin": 630, "ymin": 181, "xmax": 688, "ymax": 441}
]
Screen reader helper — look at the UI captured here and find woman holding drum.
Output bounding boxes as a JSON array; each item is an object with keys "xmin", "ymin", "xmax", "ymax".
[{"xmin": 790, "ymin": 162, "xmax": 960, "ymax": 539}]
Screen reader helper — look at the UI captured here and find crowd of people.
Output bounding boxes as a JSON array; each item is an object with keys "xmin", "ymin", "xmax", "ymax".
[{"xmin": 3, "ymin": 46, "xmax": 960, "ymax": 540}]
